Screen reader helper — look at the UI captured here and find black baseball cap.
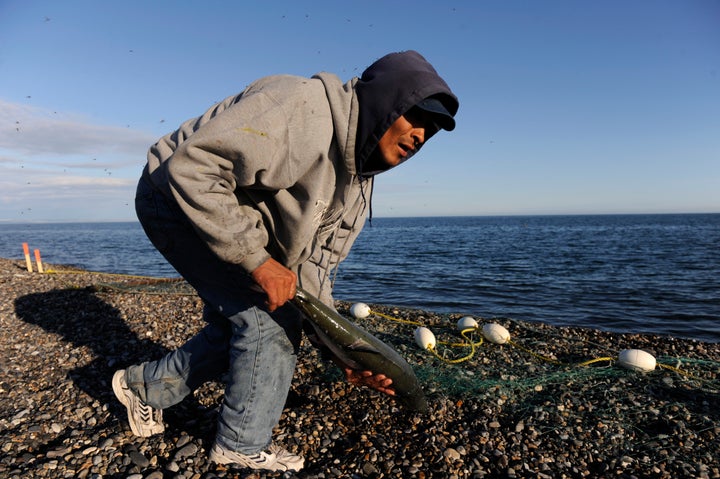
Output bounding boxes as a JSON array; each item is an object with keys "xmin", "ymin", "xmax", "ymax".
[{"xmin": 415, "ymin": 97, "xmax": 456, "ymax": 131}]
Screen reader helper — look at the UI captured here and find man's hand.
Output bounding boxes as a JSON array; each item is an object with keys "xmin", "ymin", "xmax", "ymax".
[
  {"xmin": 251, "ymin": 258, "xmax": 297, "ymax": 312},
  {"xmin": 344, "ymin": 368, "xmax": 396, "ymax": 396}
]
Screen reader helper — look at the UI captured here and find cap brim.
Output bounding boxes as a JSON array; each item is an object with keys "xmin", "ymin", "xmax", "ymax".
[{"xmin": 415, "ymin": 97, "xmax": 456, "ymax": 131}]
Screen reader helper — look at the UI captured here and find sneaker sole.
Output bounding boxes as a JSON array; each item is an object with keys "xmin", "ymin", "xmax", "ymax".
[
  {"xmin": 112, "ymin": 370, "xmax": 141, "ymax": 436},
  {"xmin": 209, "ymin": 444, "xmax": 303, "ymax": 472}
]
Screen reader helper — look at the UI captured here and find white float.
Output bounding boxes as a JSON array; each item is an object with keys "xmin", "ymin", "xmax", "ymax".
[
  {"xmin": 457, "ymin": 316, "xmax": 479, "ymax": 331},
  {"xmin": 617, "ymin": 349, "xmax": 656, "ymax": 372},
  {"xmin": 482, "ymin": 323, "xmax": 511, "ymax": 344},
  {"xmin": 414, "ymin": 327, "xmax": 437, "ymax": 350},
  {"xmin": 349, "ymin": 302, "xmax": 371, "ymax": 319}
]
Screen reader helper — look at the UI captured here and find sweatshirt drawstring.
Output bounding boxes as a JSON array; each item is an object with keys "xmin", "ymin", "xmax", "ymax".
[
  {"xmin": 359, "ymin": 175, "xmax": 373, "ymax": 226},
  {"xmin": 320, "ymin": 176, "xmax": 372, "ymax": 296}
]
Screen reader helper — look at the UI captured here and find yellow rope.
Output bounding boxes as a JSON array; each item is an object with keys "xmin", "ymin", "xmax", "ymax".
[
  {"xmin": 369, "ymin": 309, "xmax": 423, "ymax": 326},
  {"xmin": 42, "ymin": 268, "xmax": 192, "ymax": 296},
  {"xmin": 657, "ymin": 362, "xmax": 700, "ymax": 380},
  {"xmin": 425, "ymin": 329, "xmax": 480, "ymax": 364},
  {"xmin": 575, "ymin": 357, "xmax": 614, "ymax": 367},
  {"xmin": 44, "ymin": 268, "xmax": 171, "ymax": 281},
  {"xmin": 507, "ymin": 339, "xmax": 564, "ymax": 365},
  {"xmin": 505, "ymin": 337, "xmax": 702, "ymax": 380},
  {"xmin": 415, "ymin": 319, "xmax": 706, "ymax": 381},
  {"xmin": 438, "ymin": 331, "xmax": 484, "ymax": 348},
  {"xmin": 368, "ymin": 309, "xmax": 619, "ymax": 369}
]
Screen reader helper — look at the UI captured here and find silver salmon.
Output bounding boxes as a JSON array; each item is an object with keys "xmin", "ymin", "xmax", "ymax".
[{"xmin": 292, "ymin": 287, "xmax": 428, "ymax": 413}]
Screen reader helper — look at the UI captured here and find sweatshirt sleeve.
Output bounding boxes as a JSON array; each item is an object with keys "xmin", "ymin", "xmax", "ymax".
[{"xmin": 164, "ymin": 90, "xmax": 299, "ymax": 272}]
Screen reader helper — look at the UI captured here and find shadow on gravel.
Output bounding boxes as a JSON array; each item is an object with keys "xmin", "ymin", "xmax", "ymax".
[
  {"xmin": 13, "ymin": 287, "xmax": 214, "ymax": 438},
  {"xmin": 15, "ymin": 287, "xmax": 168, "ymax": 403}
]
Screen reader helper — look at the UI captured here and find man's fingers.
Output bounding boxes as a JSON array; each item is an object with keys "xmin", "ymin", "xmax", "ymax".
[
  {"xmin": 381, "ymin": 387, "xmax": 396, "ymax": 396},
  {"xmin": 251, "ymin": 258, "xmax": 297, "ymax": 311},
  {"xmin": 265, "ymin": 283, "xmax": 296, "ymax": 312},
  {"xmin": 344, "ymin": 369, "xmax": 395, "ymax": 396}
]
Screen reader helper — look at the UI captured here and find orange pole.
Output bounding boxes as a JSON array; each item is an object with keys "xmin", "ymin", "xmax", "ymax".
[
  {"xmin": 22, "ymin": 243, "xmax": 33, "ymax": 272},
  {"xmin": 34, "ymin": 249, "xmax": 44, "ymax": 274}
]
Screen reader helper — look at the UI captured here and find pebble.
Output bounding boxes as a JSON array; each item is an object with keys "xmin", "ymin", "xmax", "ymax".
[
  {"xmin": 176, "ymin": 434, "xmax": 191, "ymax": 448},
  {"xmin": 173, "ymin": 443, "xmax": 198, "ymax": 461},
  {"xmin": 1, "ymin": 257, "xmax": 719, "ymax": 479},
  {"xmin": 128, "ymin": 450, "xmax": 150, "ymax": 468},
  {"xmin": 444, "ymin": 448, "xmax": 461, "ymax": 461}
]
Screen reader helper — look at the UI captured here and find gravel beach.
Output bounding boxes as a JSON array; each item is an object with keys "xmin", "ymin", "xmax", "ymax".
[{"xmin": 1, "ymin": 257, "xmax": 718, "ymax": 479}]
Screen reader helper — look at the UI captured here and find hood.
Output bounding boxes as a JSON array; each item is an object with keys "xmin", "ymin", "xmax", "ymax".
[{"xmin": 354, "ymin": 50, "xmax": 459, "ymax": 176}]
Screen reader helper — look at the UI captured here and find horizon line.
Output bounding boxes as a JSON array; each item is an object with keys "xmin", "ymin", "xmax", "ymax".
[{"xmin": 1, "ymin": 210, "xmax": 719, "ymax": 224}]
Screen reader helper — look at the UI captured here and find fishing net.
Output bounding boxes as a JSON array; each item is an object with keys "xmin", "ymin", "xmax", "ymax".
[
  {"xmin": 45, "ymin": 268, "xmax": 717, "ymax": 392},
  {"xmin": 47, "ymin": 268, "xmax": 720, "ymax": 401},
  {"xmin": 338, "ymin": 304, "xmax": 720, "ymax": 401},
  {"xmin": 94, "ymin": 277, "xmax": 195, "ymax": 296}
]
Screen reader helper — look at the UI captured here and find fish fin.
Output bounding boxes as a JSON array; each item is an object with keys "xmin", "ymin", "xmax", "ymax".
[{"xmin": 346, "ymin": 339, "xmax": 382, "ymax": 354}]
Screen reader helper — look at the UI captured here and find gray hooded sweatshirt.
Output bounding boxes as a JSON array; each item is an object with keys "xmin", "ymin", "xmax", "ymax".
[{"xmin": 142, "ymin": 50, "xmax": 458, "ymax": 306}]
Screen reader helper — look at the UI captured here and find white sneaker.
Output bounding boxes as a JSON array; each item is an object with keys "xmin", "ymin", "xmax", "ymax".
[
  {"xmin": 112, "ymin": 369, "xmax": 164, "ymax": 437},
  {"xmin": 209, "ymin": 442, "xmax": 304, "ymax": 472}
]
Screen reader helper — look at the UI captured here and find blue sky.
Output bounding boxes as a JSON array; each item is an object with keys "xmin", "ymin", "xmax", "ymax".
[{"xmin": 1, "ymin": 0, "xmax": 718, "ymax": 222}]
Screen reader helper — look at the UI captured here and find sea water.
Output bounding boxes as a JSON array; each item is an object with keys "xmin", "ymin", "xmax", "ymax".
[{"xmin": 2, "ymin": 214, "xmax": 718, "ymax": 342}]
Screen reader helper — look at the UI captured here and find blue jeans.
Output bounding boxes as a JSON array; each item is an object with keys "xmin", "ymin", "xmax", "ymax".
[{"xmin": 126, "ymin": 176, "xmax": 303, "ymax": 454}]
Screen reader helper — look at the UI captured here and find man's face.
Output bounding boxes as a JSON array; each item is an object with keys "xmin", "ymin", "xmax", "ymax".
[{"xmin": 376, "ymin": 108, "xmax": 439, "ymax": 168}]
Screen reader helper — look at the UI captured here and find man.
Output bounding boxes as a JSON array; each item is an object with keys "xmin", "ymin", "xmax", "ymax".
[{"xmin": 112, "ymin": 50, "xmax": 458, "ymax": 472}]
